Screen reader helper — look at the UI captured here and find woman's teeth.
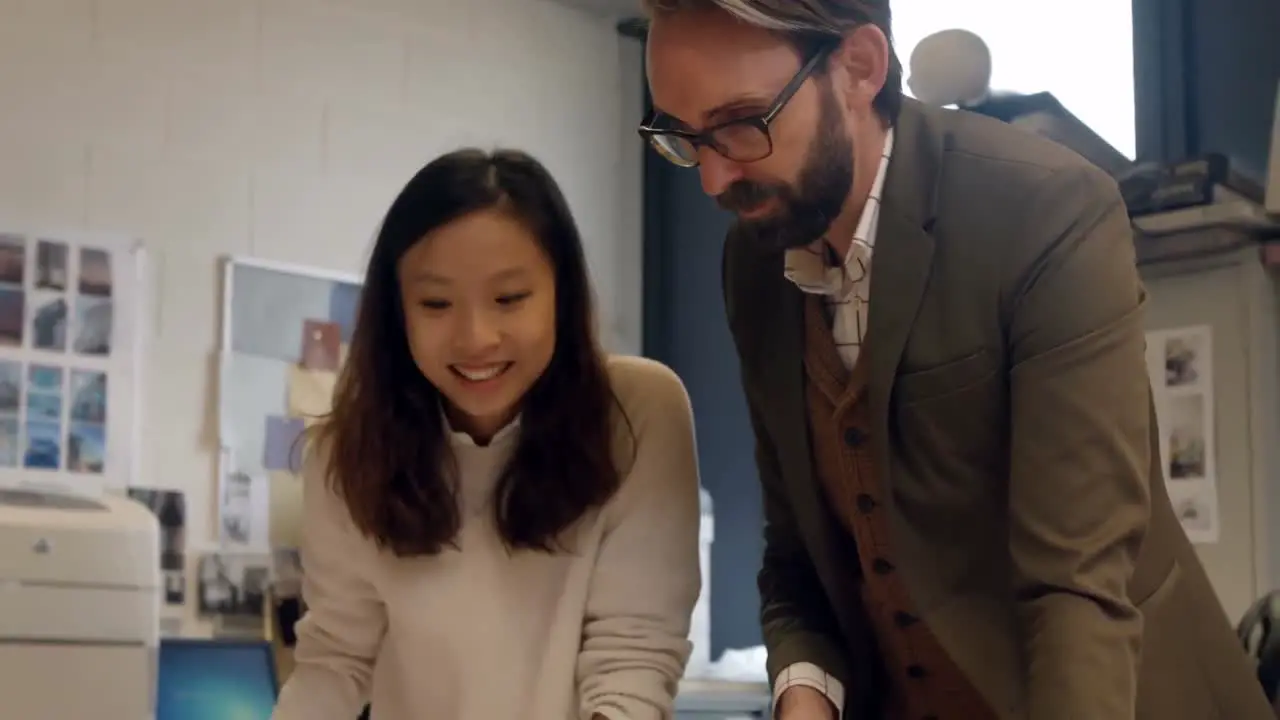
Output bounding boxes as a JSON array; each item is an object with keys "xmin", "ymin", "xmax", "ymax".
[{"xmin": 452, "ymin": 364, "xmax": 508, "ymax": 381}]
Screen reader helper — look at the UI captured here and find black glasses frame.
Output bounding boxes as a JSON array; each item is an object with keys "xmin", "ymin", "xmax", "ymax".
[{"xmin": 638, "ymin": 42, "xmax": 837, "ymax": 168}]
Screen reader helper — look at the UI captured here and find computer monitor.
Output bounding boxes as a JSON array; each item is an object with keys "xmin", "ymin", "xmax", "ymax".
[{"xmin": 157, "ymin": 638, "xmax": 279, "ymax": 720}]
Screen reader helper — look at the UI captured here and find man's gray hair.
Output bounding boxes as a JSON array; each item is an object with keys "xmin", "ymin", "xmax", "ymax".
[
  {"xmin": 646, "ymin": 0, "xmax": 853, "ymax": 36},
  {"xmin": 643, "ymin": 0, "xmax": 903, "ymax": 122}
]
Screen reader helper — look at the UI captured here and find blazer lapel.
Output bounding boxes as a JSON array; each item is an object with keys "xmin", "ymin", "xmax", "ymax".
[{"xmin": 867, "ymin": 101, "xmax": 945, "ymax": 474}]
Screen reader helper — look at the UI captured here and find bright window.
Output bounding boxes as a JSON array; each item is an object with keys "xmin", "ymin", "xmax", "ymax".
[{"xmin": 893, "ymin": 2, "xmax": 1136, "ymax": 159}]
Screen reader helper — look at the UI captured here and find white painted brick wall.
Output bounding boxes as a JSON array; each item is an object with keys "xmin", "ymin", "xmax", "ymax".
[{"xmin": 0, "ymin": 0, "xmax": 644, "ymax": 630}]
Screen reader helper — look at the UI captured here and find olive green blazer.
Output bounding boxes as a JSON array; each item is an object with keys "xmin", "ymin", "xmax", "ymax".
[{"xmin": 722, "ymin": 99, "xmax": 1271, "ymax": 720}]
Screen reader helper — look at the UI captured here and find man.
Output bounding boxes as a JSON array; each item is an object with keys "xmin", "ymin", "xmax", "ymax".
[{"xmin": 640, "ymin": 2, "xmax": 1272, "ymax": 719}]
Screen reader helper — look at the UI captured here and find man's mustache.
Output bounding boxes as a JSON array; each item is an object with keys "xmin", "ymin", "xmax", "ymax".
[{"xmin": 716, "ymin": 181, "xmax": 786, "ymax": 214}]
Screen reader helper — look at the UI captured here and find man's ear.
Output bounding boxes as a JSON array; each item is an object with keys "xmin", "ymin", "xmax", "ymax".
[{"xmin": 832, "ymin": 24, "xmax": 890, "ymax": 114}]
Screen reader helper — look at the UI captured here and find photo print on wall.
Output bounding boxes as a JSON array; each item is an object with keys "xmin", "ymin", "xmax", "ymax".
[
  {"xmin": 0, "ymin": 227, "xmax": 140, "ymax": 497},
  {"xmin": 1145, "ymin": 324, "xmax": 1219, "ymax": 544}
]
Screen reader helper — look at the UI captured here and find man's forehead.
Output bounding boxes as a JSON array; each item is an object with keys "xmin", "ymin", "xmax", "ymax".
[{"xmin": 645, "ymin": 19, "xmax": 801, "ymax": 125}]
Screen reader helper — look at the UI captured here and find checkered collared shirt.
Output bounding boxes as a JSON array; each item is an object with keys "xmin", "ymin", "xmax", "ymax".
[{"xmin": 783, "ymin": 127, "xmax": 895, "ymax": 370}]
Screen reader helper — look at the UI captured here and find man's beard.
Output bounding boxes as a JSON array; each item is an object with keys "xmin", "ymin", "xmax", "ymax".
[{"xmin": 717, "ymin": 84, "xmax": 854, "ymax": 253}]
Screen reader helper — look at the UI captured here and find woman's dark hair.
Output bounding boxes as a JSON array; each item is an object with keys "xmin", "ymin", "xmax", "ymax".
[{"xmin": 312, "ymin": 148, "xmax": 625, "ymax": 557}]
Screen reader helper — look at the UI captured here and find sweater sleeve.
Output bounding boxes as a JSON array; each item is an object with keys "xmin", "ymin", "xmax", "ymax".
[
  {"xmin": 578, "ymin": 357, "xmax": 703, "ymax": 720},
  {"xmin": 272, "ymin": 447, "xmax": 387, "ymax": 720}
]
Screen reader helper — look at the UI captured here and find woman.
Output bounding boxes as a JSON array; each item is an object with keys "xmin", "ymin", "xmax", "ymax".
[{"xmin": 271, "ymin": 149, "xmax": 702, "ymax": 720}]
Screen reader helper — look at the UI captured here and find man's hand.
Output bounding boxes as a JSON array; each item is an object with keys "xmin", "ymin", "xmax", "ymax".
[{"xmin": 776, "ymin": 685, "xmax": 837, "ymax": 720}]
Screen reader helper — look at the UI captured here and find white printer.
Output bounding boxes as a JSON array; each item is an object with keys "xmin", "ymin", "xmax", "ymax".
[{"xmin": 0, "ymin": 487, "xmax": 160, "ymax": 720}]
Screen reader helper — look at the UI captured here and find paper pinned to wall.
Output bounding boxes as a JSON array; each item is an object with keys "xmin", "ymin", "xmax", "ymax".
[
  {"xmin": 1145, "ymin": 324, "xmax": 1218, "ymax": 544},
  {"xmin": 287, "ymin": 365, "xmax": 338, "ymax": 424},
  {"xmin": 217, "ymin": 448, "xmax": 271, "ymax": 551},
  {"xmin": 263, "ymin": 414, "xmax": 305, "ymax": 472}
]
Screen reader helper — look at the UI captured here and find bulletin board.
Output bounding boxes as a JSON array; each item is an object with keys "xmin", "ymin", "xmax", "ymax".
[{"xmin": 216, "ymin": 257, "xmax": 361, "ymax": 553}]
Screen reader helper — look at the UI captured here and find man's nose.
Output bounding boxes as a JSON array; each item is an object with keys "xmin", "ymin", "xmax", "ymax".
[{"xmin": 696, "ymin": 148, "xmax": 742, "ymax": 198}]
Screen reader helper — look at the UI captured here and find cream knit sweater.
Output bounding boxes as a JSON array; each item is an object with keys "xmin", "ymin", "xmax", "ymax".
[{"xmin": 271, "ymin": 355, "xmax": 702, "ymax": 720}]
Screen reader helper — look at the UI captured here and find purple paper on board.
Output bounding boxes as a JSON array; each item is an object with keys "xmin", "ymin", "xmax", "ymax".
[
  {"xmin": 263, "ymin": 415, "xmax": 306, "ymax": 472},
  {"xmin": 328, "ymin": 282, "xmax": 360, "ymax": 343}
]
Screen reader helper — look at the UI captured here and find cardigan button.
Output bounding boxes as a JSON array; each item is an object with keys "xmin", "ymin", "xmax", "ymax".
[
  {"xmin": 872, "ymin": 557, "xmax": 894, "ymax": 575},
  {"xmin": 843, "ymin": 427, "xmax": 867, "ymax": 447},
  {"xmin": 907, "ymin": 664, "xmax": 927, "ymax": 679},
  {"xmin": 856, "ymin": 493, "xmax": 876, "ymax": 513},
  {"xmin": 893, "ymin": 610, "xmax": 918, "ymax": 627}
]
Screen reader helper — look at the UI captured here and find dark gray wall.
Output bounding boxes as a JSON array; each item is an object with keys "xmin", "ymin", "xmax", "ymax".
[
  {"xmin": 643, "ymin": 143, "xmax": 763, "ymax": 656},
  {"xmin": 636, "ymin": 0, "xmax": 1280, "ymax": 657}
]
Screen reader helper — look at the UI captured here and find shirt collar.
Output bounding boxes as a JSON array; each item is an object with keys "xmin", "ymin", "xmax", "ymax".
[{"xmin": 783, "ymin": 127, "xmax": 895, "ymax": 297}]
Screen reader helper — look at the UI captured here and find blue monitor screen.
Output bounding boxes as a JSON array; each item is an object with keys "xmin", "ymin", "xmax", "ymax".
[{"xmin": 157, "ymin": 639, "xmax": 278, "ymax": 720}]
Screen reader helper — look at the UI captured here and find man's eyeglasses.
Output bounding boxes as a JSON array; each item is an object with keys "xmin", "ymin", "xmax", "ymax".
[{"xmin": 638, "ymin": 43, "xmax": 836, "ymax": 168}]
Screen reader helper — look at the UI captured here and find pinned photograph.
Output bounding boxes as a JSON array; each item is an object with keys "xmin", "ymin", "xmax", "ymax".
[
  {"xmin": 164, "ymin": 572, "xmax": 185, "ymax": 605},
  {"xmin": 1175, "ymin": 494, "xmax": 1213, "ymax": 534},
  {"xmin": 69, "ymin": 369, "xmax": 107, "ymax": 423},
  {"xmin": 30, "ymin": 291, "xmax": 67, "ymax": 352},
  {"xmin": 35, "ymin": 239, "xmax": 68, "ymax": 291},
  {"xmin": 127, "ymin": 487, "xmax": 187, "ymax": 598},
  {"xmin": 197, "ymin": 552, "xmax": 271, "ymax": 617},
  {"xmin": 72, "ymin": 296, "xmax": 112, "ymax": 355},
  {"xmin": 299, "ymin": 319, "xmax": 341, "ymax": 372},
  {"xmin": 0, "ymin": 289, "xmax": 23, "ymax": 347},
  {"xmin": 67, "ymin": 422, "xmax": 105, "ymax": 473},
  {"xmin": 1167, "ymin": 394, "xmax": 1207, "ymax": 480},
  {"xmin": 28, "ymin": 364, "xmax": 63, "ymax": 393},
  {"xmin": 0, "ymin": 418, "xmax": 18, "ymax": 467},
  {"xmin": 25, "ymin": 391, "xmax": 61, "ymax": 422},
  {"xmin": 272, "ymin": 547, "xmax": 303, "ymax": 598},
  {"xmin": 23, "ymin": 420, "xmax": 61, "ymax": 470},
  {"xmin": 0, "ymin": 234, "xmax": 26, "ymax": 286},
  {"xmin": 1164, "ymin": 332, "xmax": 1207, "ymax": 388},
  {"xmin": 78, "ymin": 247, "xmax": 112, "ymax": 297},
  {"xmin": 0, "ymin": 361, "xmax": 20, "ymax": 413}
]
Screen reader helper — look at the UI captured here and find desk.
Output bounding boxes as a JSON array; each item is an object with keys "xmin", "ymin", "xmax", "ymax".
[{"xmin": 676, "ymin": 678, "xmax": 772, "ymax": 719}]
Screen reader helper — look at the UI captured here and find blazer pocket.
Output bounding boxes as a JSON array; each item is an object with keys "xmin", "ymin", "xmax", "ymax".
[{"xmin": 895, "ymin": 349, "xmax": 999, "ymax": 405}]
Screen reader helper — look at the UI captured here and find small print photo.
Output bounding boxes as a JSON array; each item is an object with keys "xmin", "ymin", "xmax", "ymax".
[
  {"xmin": 78, "ymin": 247, "xmax": 112, "ymax": 297},
  {"xmin": 1167, "ymin": 394, "xmax": 1207, "ymax": 480},
  {"xmin": 272, "ymin": 547, "xmax": 303, "ymax": 598},
  {"xmin": 28, "ymin": 364, "xmax": 63, "ymax": 393},
  {"xmin": 0, "ymin": 234, "xmax": 25, "ymax": 286},
  {"xmin": 219, "ymin": 470, "xmax": 256, "ymax": 547},
  {"xmin": 1164, "ymin": 332, "xmax": 1207, "ymax": 388},
  {"xmin": 164, "ymin": 571, "xmax": 186, "ymax": 605},
  {"xmin": 35, "ymin": 239, "xmax": 68, "ymax": 291},
  {"xmin": 66, "ymin": 422, "xmax": 105, "ymax": 473},
  {"xmin": 0, "ymin": 361, "xmax": 20, "ymax": 412},
  {"xmin": 0, "ymin": 417, "xmax": 18, "ymax": 467},
  {"xmin": 127, "ymin": 487, "xmax": 186, "ymax": 572},
  {"xmin": 1175, "ymin": 494, "xmax": 1213, "ymax": 533},
  {"xmin": 69, "ymin": 369, "xmax": 107, "ymax": 423},
  {"xmin": 23, "ymin": 420, "xmax": 61, "ymax": 470},
  {"xmin": 30, "ymin": 291, "xmax": 67, "ymax": 352},
  {"xmin": 72, "ymin": 296, "xmax": 112, "ymax": 355},
  {"xmin": 197, "ymin": 553, "xmax": 271, "ymax": 618},
  {"xmin": 299, "ymin": 319, "xmax": 341, "ymax": 371},
  {"xmin": 25, "ymin": 391, "xmax": 61, "ymax": 422},
  {"xmin": 0, "ymin": 288, "xmax": 24, "ymax": 347}
]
